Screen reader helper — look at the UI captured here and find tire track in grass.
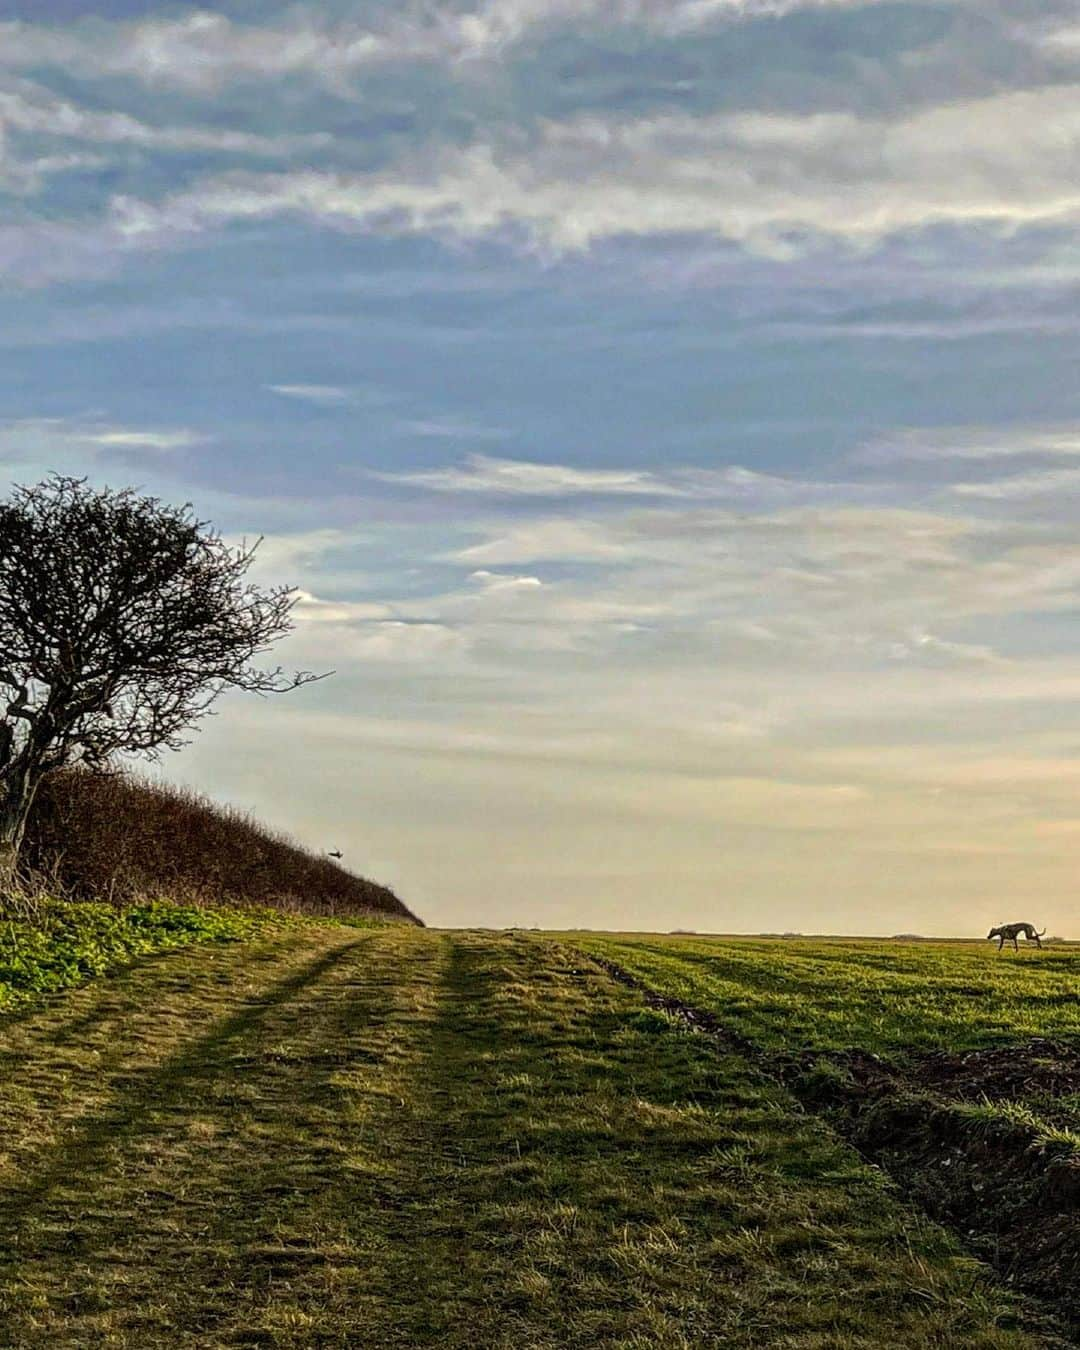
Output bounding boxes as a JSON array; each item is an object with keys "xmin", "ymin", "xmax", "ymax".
[
  {"xmin": 0, "ymin": 925, "xmax": 438, "ymax": 1346},
  {"xmin": 0, "ymin": 927, "xmax": 1050, "ymax": 1348},
  {"xmin": 356, "ymin": 932, "xmax": 1036, "ymax": 1349}
]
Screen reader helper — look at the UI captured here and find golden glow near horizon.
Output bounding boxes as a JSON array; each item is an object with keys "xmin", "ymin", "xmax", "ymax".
[{"xmin": 7, "ymin": 2, "xmax": 1080, "ymax": 934}]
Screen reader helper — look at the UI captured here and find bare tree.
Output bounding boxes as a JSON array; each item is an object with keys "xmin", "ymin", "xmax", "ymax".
[{"xmin": 0, "ymin": 475, "xmax": 324, "ymax": 883}]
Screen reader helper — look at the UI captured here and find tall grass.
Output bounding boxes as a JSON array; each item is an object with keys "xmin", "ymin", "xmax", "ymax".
[{"xmin": 20, "ymin": 767, "xmax": 419, "ymax": 924}]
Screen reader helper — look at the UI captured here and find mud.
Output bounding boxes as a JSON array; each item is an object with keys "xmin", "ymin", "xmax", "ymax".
[
  {"xmin": 914, "ymin": 1039, "xmax": 1080, "ymax": 1104},
  {"xmin": 588, "ymin": 953, "xmax": 1080, "ymax": 1348}
]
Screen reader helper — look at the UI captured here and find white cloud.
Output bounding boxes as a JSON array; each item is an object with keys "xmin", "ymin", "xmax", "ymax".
[
  {"xmin": 0, "ymin": 12, "xmax": 1076, "ymax": 287},
  {"xmin": 379, "ymin": 453, "xmax": 844, "ymax": 504},
  {"xmin": 275, "ymin": 585, "xmax": 467, "ymax": 665},
  {"xmin": 952, "ymin": 468, "xmax": 1080, "ymax": 500},
  {"xmin": 79, "ymin": 81, "xmax": 1080, "ymax": 259},
  {"xmin": 292, "ymin": 589, "xmax": 394, "ymax": 624},
  {"xmin": 83, "ymin": 427, "xmax": 202, "ymax": 451},
  {"xmin": 6, "ymin": 5, "xmax": 1080, "ymax": 934},
  {"xmin": 769, "ymin": 312, "xmax": 1080, "ymax": 342},
  {"xmin": 0, "ymin": 14, "xmax": 379, "ymax": 94},
  {"xmin": 0, "ymin": 132, "xmax": 106, "ymax": 195},
  {"xmin": 884, "ymin": 629, "xmax": 998, "ymax": 666},
  {"xmin": 1028, "ymin": 19, "xmax": 1080, "ymax": 57},
  {"xmin": 378, "ymin": 452, "xmax": 686, "ymax": 497},
  {"xmin": 395, "ymin": 417, "xmax": 507, "ymax": 440},
  {"xmin": 0, "ymin": 2, "xmax": 892, "ymax": 92},
  {"xmin": 468, "ymin": 569, "xmax": 544, "ymax": 590},
  {"xmin": 436, "ymin": 504, "xmax": 1080, "ymax": 671},
  {"xmin": 0, "ymin": 416, "xmax": 203, "ymax": 463},
  {"xmin": 267, "ymin": 384, "xmax": 353, "ymax": 405},
  {"xmin": 241, "ymin": 529, "xmax": 353, "ymax": 577},
  {"xmin": 455, "ymin": 518, "xmax": 633, "ymax": 563},
  {"xmin": 0, "ymin": 82, "xmax": 328, "ymax": 157},
  {"xmin": 860, "ymin": 424, "xmax": 1080, "ymax": 464},
  {"xmin": 346, "ymin": 620, "xmax": 466, "ymax": 662}
]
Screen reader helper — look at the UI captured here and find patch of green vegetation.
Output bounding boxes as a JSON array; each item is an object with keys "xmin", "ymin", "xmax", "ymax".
[
  {"xmin": 0, "ymin": 898, "xmax": 265, "ymax": 1010},
  {"xmin": 0, "ymin": 927, "xmax": 1034, "ymax": 1346},
  {"xmin": 572, "ymin": 934, "xmax": 1080, "ymax": 1056},
  {"xmin": 950, "ymin": 1099, "xmax": 1080, "ymax": 1157}
]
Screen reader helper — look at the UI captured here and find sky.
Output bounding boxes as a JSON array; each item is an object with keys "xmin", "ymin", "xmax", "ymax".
[{"xmin": 2, "ymin": 1, "xmax": 1080, "ymax": 933}]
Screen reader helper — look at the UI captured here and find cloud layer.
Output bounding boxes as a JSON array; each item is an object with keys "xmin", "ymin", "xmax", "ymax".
[
  {"xmin": 6, "ymin": 1, "xmax": 1080, "ymax": 932},
  {"xmin": 1, "ymin": 1, "xmax": 1079, "ymax": 278}
]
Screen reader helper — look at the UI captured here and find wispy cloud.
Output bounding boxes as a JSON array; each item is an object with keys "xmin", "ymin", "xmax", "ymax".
[
  {"xmin": 469, "ymin": 569, "xmax": 543, "ymax": 590},
  {"xmin": 0, "ymin": 82, "xmax": 329, "ymax": 157},
  {"xmin": 952, "ymin": 468, "xmax": 1080, "ymax": 500},
  {"xmin": 0, "ymin": 416, "xmax": 203, "ymax": 462},
  {"xmin": 49, "ymin": 80, "xmax": 1074, "ymax": 262},
  {"xmin": 376, "ymin": 453, "xmax": 686, "ymax": 497},
  {"xmin": 859, "ymin": 424, "xmax": 1080, "ymax": 465},
  {"xmin": 267, "ymin": 384, "xmax": 354, "ymax": 405},
  {"xmin": 82, "ymin": 427, "xmax": 203, "ymax": 451},
  {"xmin": 0, "ymin": 3, "xmax": 1076, "ymax": 291},
  {"xmin": 291, "ymin": 590, "xmax": 394, "ymax": 623},
  {"xmin": 395, "ymin": 417, "xmax": 507, "ymax": 441},
  {"xmin": 6, "ymin": 0, "xmax": 1080, "ymax": 931},
  {"xmin": 456, "ymin": 518, "xmax": 633, "ymax": 563},
  {"xmin": 0, "ymin": 2, "xmax": 893, "ymax": 92},
  {"xmin": 437, "ymin": 503, "xmax": 1080, "ymax": 657},
  {"xmin": 376, "ymin": 453, "xmax": 840, "ymax": 502}
]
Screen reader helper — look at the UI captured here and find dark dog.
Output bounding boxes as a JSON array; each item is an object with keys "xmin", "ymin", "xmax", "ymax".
[{"xmin": 987, "ymin": 923, "xmax": 1045, "ymax": 952}]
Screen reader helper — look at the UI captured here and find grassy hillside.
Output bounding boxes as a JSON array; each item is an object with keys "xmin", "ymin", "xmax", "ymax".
[
  {"xmin": 0, "ymin": 927, "xmax": 1033, "ymax": 1347},
  {"xmin": 20, "ymin": 767, "xmax": 419, "ymax": 924}
]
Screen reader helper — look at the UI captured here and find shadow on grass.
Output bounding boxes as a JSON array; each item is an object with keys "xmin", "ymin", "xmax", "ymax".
[
  {"xmin": 0, "ymin": 935, "xmax": 305, "ymax": 1093},
  {"xmin": 351, "ymin": 935, "xmax": 748, "ymax": 1346},
  {"xmin": 0, "ymin": 931, "xmax": 1036, "ymax": 1349},
  {"xmin": 0, "ymin": 930, "xmax": 442, "ymax": 1345},
  {"xmin": 0, "ymin": 938, "xmax": 364, "ymax": 1217}
]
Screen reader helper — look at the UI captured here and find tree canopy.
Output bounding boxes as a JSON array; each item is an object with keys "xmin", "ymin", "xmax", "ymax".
[{"xmin": 0, "ymin": 474, "xmax": 323, "ymax": 875}]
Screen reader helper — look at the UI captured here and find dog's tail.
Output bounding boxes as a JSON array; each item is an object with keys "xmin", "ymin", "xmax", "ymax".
[{"xmin": 1037, "ymin": 927, "xmax": 1047, "ymax": 937}]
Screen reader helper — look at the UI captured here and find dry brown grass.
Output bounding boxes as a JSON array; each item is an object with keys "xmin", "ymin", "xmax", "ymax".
[{"xmin": 20, "ymin": 766, "xmax": 418, "ymax": 924}]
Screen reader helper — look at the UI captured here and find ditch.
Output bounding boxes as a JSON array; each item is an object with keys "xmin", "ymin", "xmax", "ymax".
[{"xmin": 587, "ymin": 952, "xmax": 1080, "ymax": 1349}]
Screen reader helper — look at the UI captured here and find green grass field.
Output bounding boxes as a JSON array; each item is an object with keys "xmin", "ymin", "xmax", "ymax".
[
  {"xmin": 569, "ymin": 930, "xmax": 1080, "ymax": 1342},
  {"xmin": 573, "ymin": 931, "xmax": 1080, "ymax": 1137},
  {"xmin": 572, "ymin": 934, "xmax": 1080, "ymax": 1056},
  {"xmin": 0, "ymin": 922, "xmax": 1044, "ymax": 1348}
]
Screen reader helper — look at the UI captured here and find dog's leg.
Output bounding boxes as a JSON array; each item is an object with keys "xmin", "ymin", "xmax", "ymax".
[
  {"xmin": 998, "ymin": 936, "xmax": 1004, "ymax": 952},
  {"xmin": 1013, "ymin": 936, "xmax": 1019, "ymax": 952}
]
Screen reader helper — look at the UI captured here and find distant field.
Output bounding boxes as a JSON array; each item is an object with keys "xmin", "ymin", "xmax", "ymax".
[
  {"xmin": 569, "ymin": 931, "xmax": 1080, "ymax": 1339},
  {"xmin": 0, "ymin": 925, "xmax": 1036, "ymax": 1347},
  {"xmin": 571, "ymin": 933, "xmax": 1080, "ymax": 1056}
]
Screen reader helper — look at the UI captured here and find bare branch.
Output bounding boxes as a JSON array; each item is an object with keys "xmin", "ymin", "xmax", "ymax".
[{"xmin": 0, "ymin": 475, "xmax": 331, "ymax": 864}]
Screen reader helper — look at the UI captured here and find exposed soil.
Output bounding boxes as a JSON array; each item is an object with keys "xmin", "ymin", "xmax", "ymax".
[
  {"xmin": 589, "ymin": 953, "xmax": 1080, "ymax": 1349},
  {"xmin": 915, "ymin": 1039, "xmax": 1080, "ymax": 1104}
]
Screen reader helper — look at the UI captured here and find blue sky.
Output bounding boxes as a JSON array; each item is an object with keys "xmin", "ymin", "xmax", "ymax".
[{"xmin": 3, "ymin": 1, "xmax": 1080, "ymax": 931}]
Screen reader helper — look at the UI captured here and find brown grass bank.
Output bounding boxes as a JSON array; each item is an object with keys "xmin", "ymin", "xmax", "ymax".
[{"xmin": 21, "ymin": 767, "xmax": 420, "ymax": 924}]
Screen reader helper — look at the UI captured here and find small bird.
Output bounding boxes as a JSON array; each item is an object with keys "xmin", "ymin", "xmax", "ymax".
[{"xmin": 328, "ymin": 849, "xmax": 343, "ymax": 859}]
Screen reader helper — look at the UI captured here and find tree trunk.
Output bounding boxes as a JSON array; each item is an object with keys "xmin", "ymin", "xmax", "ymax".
[
  {"xmin": 0, "ymin": 822, "xmax": 22, "ymax": 896},
  {"xmin": 0, "ymin": 765, "xmax": 38, "ymax": 895},
  {"xmin": 0, "ymin": 842, "xmax": 17, "ymax": 895}
]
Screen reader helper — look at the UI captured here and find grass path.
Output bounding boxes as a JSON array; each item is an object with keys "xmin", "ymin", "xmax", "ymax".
[{"xmin": 0, "ymin": 927, "xmax": 1038, "ymax": 1347}]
